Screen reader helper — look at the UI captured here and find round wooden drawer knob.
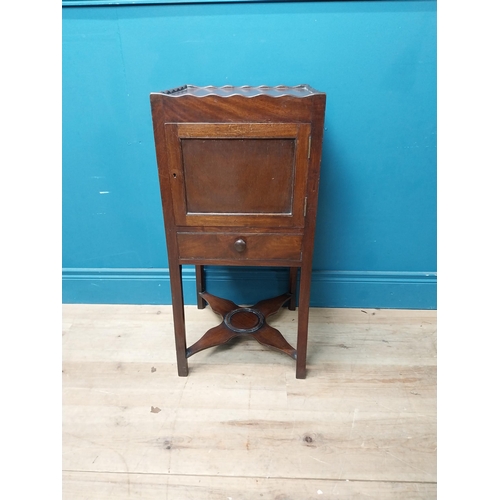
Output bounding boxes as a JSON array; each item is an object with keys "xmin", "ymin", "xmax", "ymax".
[{"xmin": 234, "ymin": 238, "xmax": 246, "ymax": 253}]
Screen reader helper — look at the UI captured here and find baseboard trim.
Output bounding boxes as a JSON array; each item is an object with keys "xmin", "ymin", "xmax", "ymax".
[{"xmin": 62, "ymin": 267, "xmax": 436, "ymax": 309}]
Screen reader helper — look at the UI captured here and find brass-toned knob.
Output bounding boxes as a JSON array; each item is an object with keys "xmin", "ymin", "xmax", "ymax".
[{"xmin": 234, "ymin": 238, "xmax": 246, "ymax": 253}]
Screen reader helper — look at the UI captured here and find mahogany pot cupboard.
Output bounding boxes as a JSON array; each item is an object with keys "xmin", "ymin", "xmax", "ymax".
[{"xmin": 150, "ymin": 85, "xmax": 326, "ymax": 378}]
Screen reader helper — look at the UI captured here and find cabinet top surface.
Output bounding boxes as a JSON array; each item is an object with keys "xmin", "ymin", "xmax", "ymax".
[{"xmin": 156, "ymin": 84, "xmax": 324, "ymax": 98}]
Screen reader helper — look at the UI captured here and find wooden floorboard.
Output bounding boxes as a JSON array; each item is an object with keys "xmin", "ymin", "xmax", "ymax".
[
  {"xmin": 62, "ymin": 304, "xmax": 436, "ymax": 499},
  {"xmin": 62, "ymin": 471, "xmax": 437, "ymax": 499}
]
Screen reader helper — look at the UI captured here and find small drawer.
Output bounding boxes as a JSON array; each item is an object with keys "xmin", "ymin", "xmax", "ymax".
[{"xmin": 177, "ymin": 232, "xmax": 302, "ymax": 262}]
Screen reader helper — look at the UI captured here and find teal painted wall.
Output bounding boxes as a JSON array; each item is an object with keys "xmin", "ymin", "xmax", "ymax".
[{"xmin": 62, "ymin": 0, "xmax": 437, "ymax": 308}]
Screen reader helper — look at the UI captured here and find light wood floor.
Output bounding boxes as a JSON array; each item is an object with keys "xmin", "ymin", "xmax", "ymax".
[{"xmin": 62, "ymin": 304, "xmax": 437, "ymax": 499}]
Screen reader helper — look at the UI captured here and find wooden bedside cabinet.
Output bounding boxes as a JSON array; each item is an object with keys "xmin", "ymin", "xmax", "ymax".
[{"xmin": 150, "ymin": 84, "xmax": 326, "ymax": 378}]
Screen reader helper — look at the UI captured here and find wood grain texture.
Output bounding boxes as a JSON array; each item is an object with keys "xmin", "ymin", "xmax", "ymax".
[
  {"xmin": 63, "ymin": 471, "xmax": 436, "ymax": 499},
  {"xmin": 62, "ymin": 305, "xmax": 436, "ymax": 498}
]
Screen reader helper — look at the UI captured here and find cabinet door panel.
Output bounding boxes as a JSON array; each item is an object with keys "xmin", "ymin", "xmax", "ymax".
[{"xmin": 163, "ymin": 123, "xmax": 310, "ymax": 228}]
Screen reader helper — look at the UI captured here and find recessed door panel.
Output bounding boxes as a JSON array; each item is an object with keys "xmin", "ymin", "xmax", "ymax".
[{"xmin": 182, "ymin": 138, "xmax": 295, "ymax": 215}]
